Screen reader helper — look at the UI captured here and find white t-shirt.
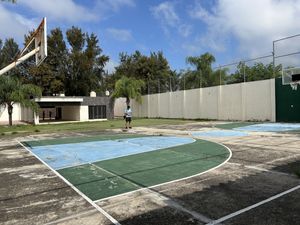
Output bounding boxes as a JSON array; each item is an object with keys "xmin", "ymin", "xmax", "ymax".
[{"xmin": 124, "ymin": 108, "xmax": 132, "ymax": 118}]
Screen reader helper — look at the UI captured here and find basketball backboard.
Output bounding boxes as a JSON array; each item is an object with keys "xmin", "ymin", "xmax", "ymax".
[
  {"xmin": 0, "ymin": 17, "xmax": 47, "ymax": 75},
  {"xmin": 34, "ymin": 17, "xmax": 47, "ymax": 66},
  {"xmin": 282, "ymin": 67, "xmax": 300, "ymax": 90}
]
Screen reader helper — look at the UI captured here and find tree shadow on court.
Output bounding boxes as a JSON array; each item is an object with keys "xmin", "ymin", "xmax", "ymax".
[{"xmin": 117, "ymin": 158, "xmax": 300, "ymax": 225}]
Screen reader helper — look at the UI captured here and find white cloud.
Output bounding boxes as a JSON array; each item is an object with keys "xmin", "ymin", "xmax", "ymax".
[
  {"xmin": 0, "ymin": 5, "xmax": 36, "ymax": 44},
  {"xmin": 152, "ymin": 2, "xmax": 180, "ymax": 27},
  {"xmin": 97, "ymin": 0, "xmax": 135, "ymax": 12},
  {"xmin": 106, "ymin": 28, "xmax": 132, "ymax": 42},
  {"xmin": 189, "ymin": 0, "xmax": 300, "ymax": 59},
  {"xmin": 151, "ymin": 1, "xmax": 192, "ymax": 38},
  {"xmin": 19, "ymin": 0, "xmax": 97, "ymax": 23}
]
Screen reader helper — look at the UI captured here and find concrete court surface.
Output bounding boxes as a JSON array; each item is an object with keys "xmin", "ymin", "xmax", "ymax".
[{"xmin": 0, "ymin": 122, "xmax": 300, "ymax": 225}]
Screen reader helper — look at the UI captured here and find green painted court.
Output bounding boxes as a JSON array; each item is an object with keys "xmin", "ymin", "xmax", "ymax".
[{"xmin": 24, "ymin": 134, "xmax": 231, "ymax": 201}]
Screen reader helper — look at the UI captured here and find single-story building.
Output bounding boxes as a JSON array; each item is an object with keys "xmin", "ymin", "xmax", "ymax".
[{"xmin": 0, "ymin": 93, "xmax": 114, "ymax": 125}]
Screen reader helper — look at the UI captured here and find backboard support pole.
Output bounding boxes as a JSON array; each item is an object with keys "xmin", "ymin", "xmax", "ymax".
[{"xmin": 0, "ymin": 47, "xmax": 40, "ymax": 75}]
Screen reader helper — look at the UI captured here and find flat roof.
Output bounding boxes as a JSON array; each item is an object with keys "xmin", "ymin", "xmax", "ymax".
[{"xmin": 35, "ymin": 97, "xmax": 83, "ymax": 103}]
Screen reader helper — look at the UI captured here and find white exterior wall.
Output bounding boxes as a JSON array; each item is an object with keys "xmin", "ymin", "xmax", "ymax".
[
  {"xmin": 148, "ymin": 94, "xmax": 159, "ymax": 118},
  {"xmin": 0, "ymin": 103, "xmax": 22, "ymax": 122},
  {"xmin": 219, "ymin": 83, "xmax": 243, "ymax": 120},
  {"xmin": 114, "ymin": 98, "xmax": 127, "ymax": 117},
  {"xmin": 184, "ymin": 89, "xmax": 200, "ymax": 119},
  {"xmin": 79, "ymin": 106, "xmax": 89, "ymax": 121},
  {"xmin": 200, "ymin": 86, "xmax": 219, "ymax": 119},
  {"xmin": 159, "ymin": 92, "xmax": 170, "ymax": 118},
  {"xmin": 169, "ymin": 91, "xmax": 184, "ymax": 118},
  {"xmin": 244, "ymin": 79, "xmax": 275, "ymax": 121},
  {"xmin": 114, "ymin": 78, "xmax": 276, "ymax": 122}
]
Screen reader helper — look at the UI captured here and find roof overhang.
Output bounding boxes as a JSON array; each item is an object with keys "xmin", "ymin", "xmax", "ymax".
[{"xmin": 35, "ymin": 97, "xmax": 83, "ymax": 103}]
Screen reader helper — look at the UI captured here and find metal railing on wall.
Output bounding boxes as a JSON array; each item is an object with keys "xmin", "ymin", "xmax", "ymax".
[{"xmin": 144, "ymin": 34, "xmax": 300, "ymax": 95}]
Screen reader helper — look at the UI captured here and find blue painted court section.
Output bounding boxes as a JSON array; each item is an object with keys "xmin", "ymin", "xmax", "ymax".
[
  {"xmin": 30, "ymin": 136, "xmax": 195, "ymax": 170},
  {"xmin": 191, "ymin": 130, "xmax": 248, "ymax": 138},
  {"xmin": 234, "ymin": 123, "xmax": 300, "ymax": 132}
]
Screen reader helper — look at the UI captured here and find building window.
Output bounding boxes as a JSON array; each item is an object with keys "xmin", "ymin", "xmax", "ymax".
[{"xmin": 88, "ymin": 105, "xmax": 106, "ymax": 119}]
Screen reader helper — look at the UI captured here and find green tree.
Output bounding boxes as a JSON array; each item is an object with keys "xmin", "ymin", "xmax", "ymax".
[
  {"xmin": 0, "ymin": 76, "xmax": 42, "ymax": 126},
  {"xmin": 112, "ymin": 76, "xmax": 145, "ymax": 106},
  {"xmin": 0, "ymin": 38, "xmax": 20, "ymax": 76},
  {"xmin": 44, "ymin": 28, "xmax": 68, "ymax": 95},
  {"xmin": 65, "ymin": 27, "xmax": 109, "ymax": 96},
  {"xmin": 186, "ymin": 52, "xmax": 216, "ymax": 87},
  {"xmin": 227, "ymin": 62, "xmax": 282, "ymax": 84},
  {"xmin": 112, "ymin": 51, "xmax": 172, "ymax": 94}
]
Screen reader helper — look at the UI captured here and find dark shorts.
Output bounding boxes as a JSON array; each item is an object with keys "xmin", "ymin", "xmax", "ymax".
[{"xmin": 125, "ymin": 117, "xmax": 132, "ymax": 122}]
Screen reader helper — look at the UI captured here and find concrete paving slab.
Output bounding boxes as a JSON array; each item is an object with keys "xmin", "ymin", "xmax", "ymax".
[
  {"xmin": 224, "ymin": 189, "xmax": 300, "ymax": 225},
  {"xmin": 0, "ymin": 140, "xmax": 114, "ymax": 225},
  {"xmin": 1, "ymin": 122, "xmax": 300, "ymax": 225}
]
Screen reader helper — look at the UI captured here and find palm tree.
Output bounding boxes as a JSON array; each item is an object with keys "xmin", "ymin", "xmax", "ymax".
[
  {"xmin": 186, "ymin": 52, "xmax": 216, "ymax": 87},
  {"xmin": 112, "ymin": 76, "xmax": 145, "ymax": 106},
  {"xmin": 0, "ymin": 76, "xmax": 42, "ymax": 126}
]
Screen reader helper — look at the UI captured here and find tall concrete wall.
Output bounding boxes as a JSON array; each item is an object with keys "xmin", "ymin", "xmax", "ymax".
[
  {"xmin": 0, "ymin": 103, "xmax": 22, "ymax": 122},
  {"xmin": 114, "ymin": 79, "xmax": 276, "ymax": 122}
]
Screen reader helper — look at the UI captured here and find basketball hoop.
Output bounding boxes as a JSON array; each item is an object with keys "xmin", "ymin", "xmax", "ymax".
[
  {"xmin": 290, "ymin": 82, "xmax": 299, "ymax": 91},
  {"xmin": 0, "ymin": 17, "xmax": 47, "ymax": 75}
]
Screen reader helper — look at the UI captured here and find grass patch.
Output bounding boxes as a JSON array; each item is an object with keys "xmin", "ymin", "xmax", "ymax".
[{"xmin": 0, "ymin": 118, "xmax": 197, "ymax": 137}]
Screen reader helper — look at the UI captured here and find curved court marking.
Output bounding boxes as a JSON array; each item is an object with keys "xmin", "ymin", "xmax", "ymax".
[
  {"xmin": 95, "ymin": 140, "xmax": 232, "ymax": 202},
  {"xmin": 18, "ymin": 141, "xmax": 121, "ymax": 225}
]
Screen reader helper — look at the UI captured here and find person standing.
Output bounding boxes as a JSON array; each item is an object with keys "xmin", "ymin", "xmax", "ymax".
[{"xmin": 124, "ymin": 105, "xmax": 132, "ymax": 129}]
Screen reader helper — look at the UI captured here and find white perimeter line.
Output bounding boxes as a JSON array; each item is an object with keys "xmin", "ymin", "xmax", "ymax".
[
  {"xmin": 206, "ymin": 185, "xmax": 300, "ymax": 225},
  {"xmin": 95, "ymin": 141, "xmax": 232, "ymax": 203},
  {"xmin": 18, "ymin": 141, "xmax": 121, "ymax": 225}
]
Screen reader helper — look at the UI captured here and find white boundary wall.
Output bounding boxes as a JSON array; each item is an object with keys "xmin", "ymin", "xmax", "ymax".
[
  {"xmin": 114, "ymin": 79, "xmax": 276, "ymax": 122},
  {"xmin": 0, "ymin": 104, "xmax": 34, "ymax": 123}
]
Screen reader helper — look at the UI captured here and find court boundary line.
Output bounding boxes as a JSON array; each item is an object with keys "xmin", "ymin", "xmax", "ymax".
[
  {"xmin": 91, "ymin": 160, "xmax": 214, "ymax": 223},
  {"xmin": 18, "ymin": 141, "xmax": 121, "ymax": 225},
  {"xmin": 94, "ymin": 141, "xmax": 232, "ymax": 203},
  {"xmin": 206, "ymin": 185, "xmax": 300, "ymax": 225}
]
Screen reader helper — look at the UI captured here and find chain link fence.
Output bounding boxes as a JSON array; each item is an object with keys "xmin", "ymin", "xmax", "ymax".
[{"xmin": 144, "ymin": 34, "xmax": 300, "ymax": 95}]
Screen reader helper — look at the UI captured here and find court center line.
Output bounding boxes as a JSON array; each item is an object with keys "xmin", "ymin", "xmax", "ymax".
[
  {"xmin": 206, "ymin": 185, "xmax": 300, "ymax": 225},
  {"xmin": 18, "ymin": 141, "xmax": 121, "ymax": 225}
]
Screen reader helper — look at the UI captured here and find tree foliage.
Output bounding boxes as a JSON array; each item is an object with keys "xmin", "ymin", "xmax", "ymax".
[
  {"xmin": 112, "ymin": 76, "xmax": 145, "ymax": 106},
  {"xmin": 226, "ymin": 62, "xmax": 282, "ymax": 84},
  {"xmin": 19, "ymin": 27, "xmax": 109, "ymax": 96},
  {"xmin": 111, "ymin": 51, "xmax": 172, "ymax": 94},
  {"xmin": 186, "ymin": 52, "xmax": 216, "ymax": 88},
  {"xmin": 0, "ymin": 76, "xmax": 41, "ymax": 126}
]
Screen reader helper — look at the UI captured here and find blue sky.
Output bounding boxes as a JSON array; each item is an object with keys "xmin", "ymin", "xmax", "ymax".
[{"xmin": 1, "ymin": 0, "xmax": 300, "ymax": 72}]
